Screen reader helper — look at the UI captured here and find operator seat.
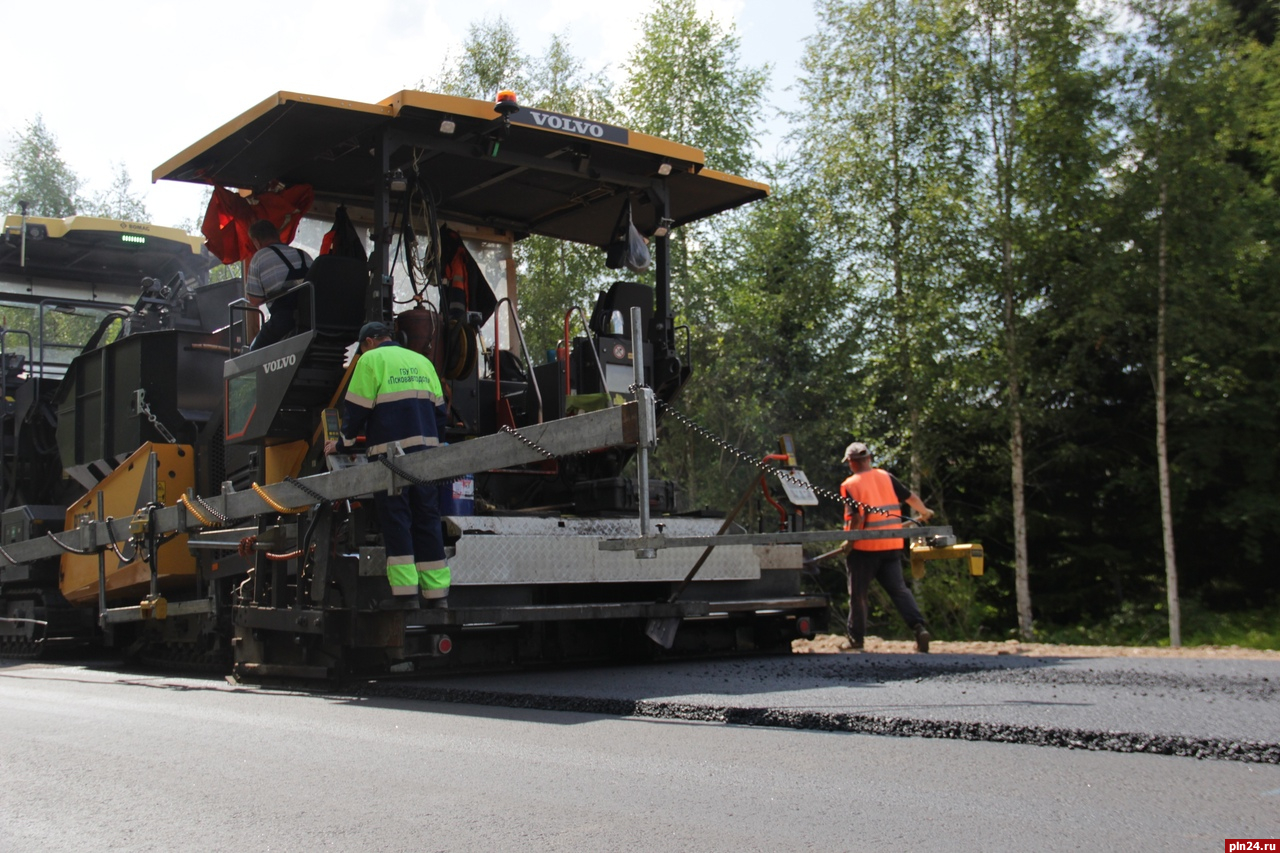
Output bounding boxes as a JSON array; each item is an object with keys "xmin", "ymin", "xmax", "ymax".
[
  {"xmin": 588, "ymin": 281, "xmax": 653, "ymax": 339},
  {"xmin": 283, "ymin": 254, "xmax": 369, "ymax": 412},
  {"xmin": 295, "ymin": 255, "xmax": 368, "ymax": 340}
]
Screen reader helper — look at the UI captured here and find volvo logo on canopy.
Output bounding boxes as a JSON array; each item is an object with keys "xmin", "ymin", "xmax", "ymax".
[{"xmin": 513, "ymin": 108, "xmax": 630, "ymax": 145}]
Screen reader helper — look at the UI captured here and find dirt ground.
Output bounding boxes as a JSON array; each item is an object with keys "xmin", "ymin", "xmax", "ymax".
[{"xmin": 792, "ymin": 634, "xmax": 1280, "ymax": 660}]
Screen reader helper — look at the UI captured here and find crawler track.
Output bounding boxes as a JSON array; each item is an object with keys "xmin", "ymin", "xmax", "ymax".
[{"xmin": 0, "ymin": 636, "xmax": 44, "ymax": 660}]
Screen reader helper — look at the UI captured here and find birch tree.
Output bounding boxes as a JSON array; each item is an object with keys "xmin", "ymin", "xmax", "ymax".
[
  {"xmin": 1116, "ymin": 0, "xmax": 1256, "ymax": 646},
  {"xmin": 1, "ymin": 115, "xmax": 81, "ymax": 217},
  {"xmin": 796, "ymin": 0, "xmax": 978, "ymax": 502},
  {"xmin": 965, "ymin": 0, "xmax": 1108, "ymax": 638},
  {"xmin": 618, "ymin": 0, "xmax": 771, "ymax": 508}
]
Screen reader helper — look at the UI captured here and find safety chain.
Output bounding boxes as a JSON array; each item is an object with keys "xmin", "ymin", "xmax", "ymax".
[
  {"xmin": 178, "ymin": 495, "xmax": 216, "ymax": 528},
  {"xmin": 378, "ymin": 455, "xmax": 468, "ymax": 489},
  {"xmin": 194, "ymin": 493, "xmax": 233, "ymax": 525},
  {"xmin": 137, "ymin": 398, "xmax": 178, "ymax": 444},
  {"xmin": 499, "ymin": 424, "xmax": 556, "ymax": 459},
  {"xmin": 645, "ymin": 391, "xmax": 896, "ymax": 519},
  {"xmin": 284, "ymin": 476, "xmax": 329, "ymax": 505}
]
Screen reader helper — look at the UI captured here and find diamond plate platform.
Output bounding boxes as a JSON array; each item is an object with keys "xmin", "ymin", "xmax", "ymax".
[{"xmin": 443, "ymin": 516, "xmax": 802, "ymax": 584}]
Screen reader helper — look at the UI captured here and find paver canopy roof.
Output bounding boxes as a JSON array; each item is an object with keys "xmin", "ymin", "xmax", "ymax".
[{"xmin": 154, "ymin": 90, "xmax": 768, "ymax": 247}]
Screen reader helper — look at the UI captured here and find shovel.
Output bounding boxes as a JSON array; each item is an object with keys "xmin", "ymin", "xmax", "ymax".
[{"xmin": 645, "ymin": 475, "xmax": 761, "ymax": 649}]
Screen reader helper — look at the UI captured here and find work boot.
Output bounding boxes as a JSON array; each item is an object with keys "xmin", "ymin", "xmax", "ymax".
[
  {"xmin": 423, "ymin": 596, "xmax": 449, "ymax": 610},
  {"xmin": 378, "ymin": 595, "xmax": 420, "ymax": 611},
  {"xmin": 913, "ymin": 624, "xmax": 931, "ymax": 654}
]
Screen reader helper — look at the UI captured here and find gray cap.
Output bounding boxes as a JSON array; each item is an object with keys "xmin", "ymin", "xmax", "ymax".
[
  {"xmin": 842, "ymin": 441, "xmax": 871, "ymax": 461},
  {"xmin": 357, "ymin": 321, "xmax": 392, "ymax": 343}
]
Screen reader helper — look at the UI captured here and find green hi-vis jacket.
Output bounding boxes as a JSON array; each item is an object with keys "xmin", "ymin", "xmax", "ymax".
[{"xmin": 340, "ymin": 342, "xmax": 447, "ymax": 456}]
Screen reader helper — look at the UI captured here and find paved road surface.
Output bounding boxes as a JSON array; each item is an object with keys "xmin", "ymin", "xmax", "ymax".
[
  {"xmin": 1, "ymin": 654, "xmax": 1277, "ymax": 852},
  {"xmin": 419, "ymin": 653, "xmax": 1280, "ymax": 758}
]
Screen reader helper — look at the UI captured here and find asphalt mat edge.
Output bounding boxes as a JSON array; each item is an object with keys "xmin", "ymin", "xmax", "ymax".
[{"xmin": 353, "ymin": 682, "xmax": 1280, "ymax": 764}]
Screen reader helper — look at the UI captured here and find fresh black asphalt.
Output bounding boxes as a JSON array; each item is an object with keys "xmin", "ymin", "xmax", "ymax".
[{"xmin": 359, "ymin": 651, "xmax": 1280, "ymax": 763}]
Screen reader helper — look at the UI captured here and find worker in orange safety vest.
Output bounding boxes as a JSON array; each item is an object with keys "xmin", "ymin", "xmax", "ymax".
[{"xmin": 839, "ymin": 441, "xmax": 935, "ymax": 652}]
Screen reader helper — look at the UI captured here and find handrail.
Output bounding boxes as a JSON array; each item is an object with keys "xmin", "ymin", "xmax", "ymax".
[
  {"xmin": 561, "ymin": 306, "xmax": 612, "ymax": 407},
  {"xmin": 675, "ymin": 323, "xmax": 692, "ymax": 378},
  {"xmin": 0, "ymin": 327, "xmax": 33, "ymax": 511},
  {"xmin": 81, "ymin": 311, "xmax": 130, "ymax": 352},
  {"xmin": 0, "ymin": 327, "xmax": 34, "ymax": 398},
  {"xmin": 226, "ymin": 297, "xmax": 261, "ymax": 356},
  {"xmin": 36, "ymin": 298, "xmax": 105, "ymax": 383},
  {"xmin": 226, "ymin": 280, "xmax": 316, "ymax": 356},
  {"xmin": 491, "ymin": 296, "xmax": 544, "ymax": 424}
]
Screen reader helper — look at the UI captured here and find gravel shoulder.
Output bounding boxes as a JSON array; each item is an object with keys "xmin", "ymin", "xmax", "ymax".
[{"xmin": 793, "ymin": 634, "xmax": 1280, "ymax": 660}]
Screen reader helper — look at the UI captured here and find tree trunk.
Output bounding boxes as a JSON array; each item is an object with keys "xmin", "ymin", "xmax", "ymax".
[
  {"xmin": 991, "ymin": 1, "xmax": 1032, "ymax": 640},
  {"xmin": 1006, "ymin": 276, "xmax": 1032, "ymax": 640},
  {"xmin": 1156, "ymin": 174, "xmax": 1181, "ymax": 647}
]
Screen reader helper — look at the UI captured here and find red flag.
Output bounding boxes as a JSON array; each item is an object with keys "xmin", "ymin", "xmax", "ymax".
[{"xmin": 200, "ymin": 184, "xmax": 315, "ymax": 264}]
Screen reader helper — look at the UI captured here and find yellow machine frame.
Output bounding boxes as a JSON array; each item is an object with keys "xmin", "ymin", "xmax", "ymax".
[{"xmin": 61, "ymin": 443, "xmax": 197, "ymax": 605}]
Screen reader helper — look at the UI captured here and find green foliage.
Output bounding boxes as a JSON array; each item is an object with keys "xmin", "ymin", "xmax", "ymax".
[
  {"xmin": 610, "ymin": 0, "xmax": 781, "ymax": 512},
  {"xmin": 902, "ymin": 566, "xmax": 1002, "ymax": 640},
  {"xmin": 652, "ymin": 173, "xmax": 857, "ymax": 511},
  {"xmin": 0, "ymin": 3, "xmax": 1268, "ymax": 645},
  {"xmin": 1, "ymin": 115, "xmax": 81, "ymax": 217},
  {"xmin": 515, "ymin": 236, "xmax": 612, "ymax": 357},
  {"xmin": 1, "ymin": 118, "xmax": 148, "ymax": 223},
  {"xmin": 1242, "ymin": 29, "xmax": 1280, "ymax": 183},
  {"xmin": 427, "ymin": 16, "xmax": 528, "ymax": 98},
  {"xmin": 1079, "ymin": 0, "xmax": 1280, "ymax": 617},
  {"xmin": 416, "ymin": 25, "xmax": 621, "ymax": 358},
  {"xmin": 796, "ymin": 0, "xmax": 986, "ymax": 499},
  {"xmin": 1036, "ymin": 595, "xmax": 1280, "ymax": 650},
  {"xmin": 620, "ymin": 0, "xmax": 769, "ymax": 176},
  {"xmin": 0, "ymin": 300, "xmax": 115, "ymax": 366},
  {"xmin": 513, "ymin": 34, "xmax": 621, "ymax": 356},
  {"xmin": 530, "ymin": 34, "xmax": 620, "ymax": 122},
  {"xmin": 81, "ymin": 162, "xmax": 149, "ymax": 222}
]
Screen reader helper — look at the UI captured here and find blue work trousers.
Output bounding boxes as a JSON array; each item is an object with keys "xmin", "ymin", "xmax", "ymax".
[{"xmin": 375, "ymin": 472, "xmax": 447, "ymax": 597}]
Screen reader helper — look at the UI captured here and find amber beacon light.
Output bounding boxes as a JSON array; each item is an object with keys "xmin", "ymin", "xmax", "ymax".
[{"xmin": 494, "ymin": 90, "xmax": 519, "ymax": 116}]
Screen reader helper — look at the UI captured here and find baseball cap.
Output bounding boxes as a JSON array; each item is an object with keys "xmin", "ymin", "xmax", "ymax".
[
  {"xmin": 357, "ymin": 321, "xmax": 392, "ymax": 343},
  {"xmin": 841, "ymin": 441, "xmax": 871, "ymax": 461}
]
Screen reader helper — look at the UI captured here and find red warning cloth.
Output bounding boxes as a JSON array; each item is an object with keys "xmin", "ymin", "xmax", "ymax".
[{"xmin": 201, "ymin": 184, "xmax": 315, "ymax": 264}]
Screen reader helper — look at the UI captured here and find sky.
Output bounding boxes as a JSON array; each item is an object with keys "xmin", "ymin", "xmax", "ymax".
[{"xmin": 0, "ymin": 0, "xmax": 817, "ymax": 231}]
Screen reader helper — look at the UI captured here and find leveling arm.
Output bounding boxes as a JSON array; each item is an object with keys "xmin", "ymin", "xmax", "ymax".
[{"xmin": 1, "ymin": 402, "xmax": 644, "ymax": 567}]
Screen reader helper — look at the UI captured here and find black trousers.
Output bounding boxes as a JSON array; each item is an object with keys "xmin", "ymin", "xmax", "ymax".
[
  {"xmin": 249, "ymin": 291, "xmax": 299, "ymax": 351},
  {"xmin": 846, "ymin": 548, "xmax": 926, "ymax": 642}
]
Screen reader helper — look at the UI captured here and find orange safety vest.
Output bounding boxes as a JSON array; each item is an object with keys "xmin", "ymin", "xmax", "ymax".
[
  {"xmin": 443, "ymin": 248, "xmax": 469, "ymax": 315},
  {"xmin": 841, "ymin": 468, "xmax": 905, "ymax": 551}
]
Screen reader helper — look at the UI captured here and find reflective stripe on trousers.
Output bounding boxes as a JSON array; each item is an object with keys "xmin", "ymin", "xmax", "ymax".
[{"xmin": 376, "ymin": 478, "xmax": 450, "ymax": 598}]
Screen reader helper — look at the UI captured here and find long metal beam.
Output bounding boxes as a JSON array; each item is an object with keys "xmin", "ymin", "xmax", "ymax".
[
  {"xmin": 597, "ymin": 526, "xmax": 956, "ymax": 552},
  {"xmin": 0, "ymin": 403, "xmax": 640, "ymax": 567}
]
